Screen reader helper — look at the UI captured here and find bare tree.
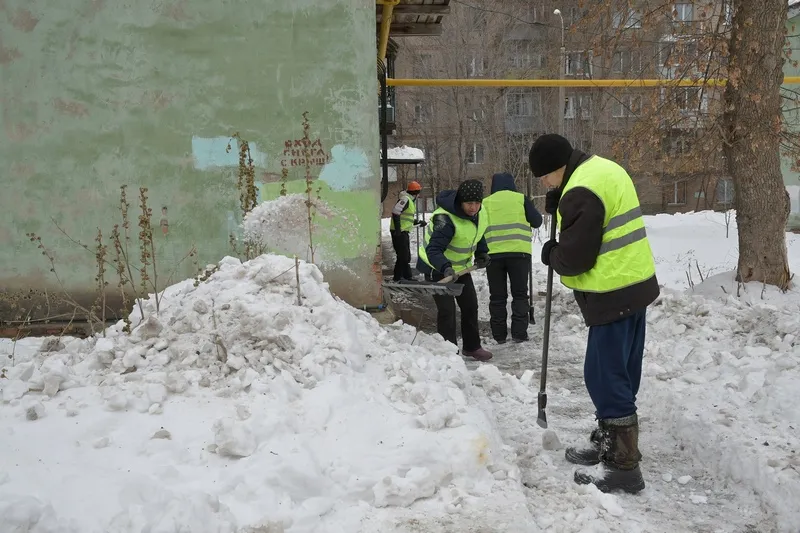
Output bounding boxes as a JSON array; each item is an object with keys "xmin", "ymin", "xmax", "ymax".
[{"xmin": 724, "ymin": 0, "xmax": 792, "ymax": 289}]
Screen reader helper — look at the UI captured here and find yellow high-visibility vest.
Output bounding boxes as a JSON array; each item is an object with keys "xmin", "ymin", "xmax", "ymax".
[
  {"xmin": 482, "ymin": 190, "xmax": 532, "ymax": 255},
  {"xmin": 418, "ymin": 206, "xmax": 488, "ymax": 271},
  {"xmin": 556, "ymin": 156, "xmax": 656, "ymax": 292},
  {"xmin": 389, "ymin": 192, "xmax": 417, "ymax": 232}
]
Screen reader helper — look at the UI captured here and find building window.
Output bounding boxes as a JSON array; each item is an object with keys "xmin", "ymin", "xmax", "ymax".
[
  {"xmin": 612, "ymin": 50, "xmax": 641, "ymax": 74},
  {"xmin": 669, "ymin": 136, "xmax": 692, "ymax": 155},
  {"xmin": 469, "ymin": 96, "xmax": 488, "ymax": 121},
  {"xmin": 507, "ymin": 40, "xmax": 543, "ymax": 69},
  {"xmin": 413, "ymin": 53, "xmax": 432, "ymax": 78},
  {"xmin": 722, "ymin": 1, "xmax": 732, "ymax": 26},
  {"xmin": 673, "ymin": 2, "xmax": 693, "ymax": 22},
  {"xmin": 673, "ymin": 87, "xmax": 702, "ymax": 113},
  {"xmin": 716, "ymin": 178, "xmax": 735, "ymax": 205},
  {"xmin": 468, "ymin": 55, "xmax": 488, "ymax": 77},
  {"xmin": 612, "ymin": 8, "xmax": 642, "ymax": 29},
  {"xmin": 565, "ymin": 51, "xmax": 593, "ymax": 77},
  {"xmin": 565, "ymin": 95, "xmax": 592, "ymax": 120},
  {"xmin": 667, "ymin": 181, "xmax": 688, "ymax": 205},
  {"xmin": 612, "ymin": 95, "xmax": 642, "ymax": 118},
  {"xmin": 471, "ymin": 9, "xmax": 487, "ymax": 29},
  {"xmin": 468, "ymin": 143, "xmax": 485, "ymax": 165},
  {"xmin": 413, "ymin": 103, "xmax": 432, "ymax": 123},
  {"xmin": 568, "ymin": 7, "xmax": 583, "ymax": 26},
  {"xmin": 506, "ymin": 89, "xmax": 539, "ymax": 117}
]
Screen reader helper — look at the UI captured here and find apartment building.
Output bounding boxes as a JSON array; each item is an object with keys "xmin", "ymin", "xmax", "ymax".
[{"xmin": 385, "ymin": 0, "xmax": 735, "ymax": 216}]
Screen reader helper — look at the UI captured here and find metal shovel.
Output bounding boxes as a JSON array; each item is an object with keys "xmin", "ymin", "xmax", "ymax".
[
  {"xmin": 538, "ymin": 213, "xmax": 558, "ymax": 429},
  {"xmin": 382, "ymin": 265, "xmax": 478, "ymax": 298}
]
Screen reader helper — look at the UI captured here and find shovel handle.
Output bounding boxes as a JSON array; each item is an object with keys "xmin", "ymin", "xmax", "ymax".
[{"xmin": 439, "ymin": 264, "xmax": 478, "ymax": 284}]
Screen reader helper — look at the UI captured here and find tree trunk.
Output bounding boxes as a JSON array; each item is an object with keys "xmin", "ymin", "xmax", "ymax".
[{"xmin": 723, "ymin": 0, "xmax": 792, "ymax": 290}]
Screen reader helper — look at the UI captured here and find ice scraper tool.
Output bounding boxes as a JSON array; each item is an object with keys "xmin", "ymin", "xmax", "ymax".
[
  {"xmin": 381, "ymin": 265, "xmax": 478, "ymax": 298},
  {"xmin": 538, "ymin": 213, "xmax": 558, "ymax": 429}
]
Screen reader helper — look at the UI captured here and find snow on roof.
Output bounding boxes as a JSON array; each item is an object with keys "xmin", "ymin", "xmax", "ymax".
[{"xmin": 386, "ymin": 145, "xmax": 425, "ymax": 161}]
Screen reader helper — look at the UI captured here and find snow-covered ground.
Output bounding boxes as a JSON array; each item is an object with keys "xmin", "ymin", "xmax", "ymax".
[
  {"xmin": 383, "ymin": 210, "xmax": 800, "ymax": 532},
  {"xmin": 2, "ymin": 210, "xmax": 799, "ymax": 532}
]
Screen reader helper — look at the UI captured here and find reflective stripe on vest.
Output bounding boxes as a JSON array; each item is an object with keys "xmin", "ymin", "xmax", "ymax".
[
  {"xmin": 556, "ymin": 156, "xmax": 656, "ymax": 293},
  {"xmin": 481, "ymin": 190, "xmax": 532, "ymax": 254},
  {"xmin": 418, "ymin": 206, "xmax": 488, "ymax": 271},
  {"xmin": 389, "ymin": 193, "xmax": 417, "ymax": 232}
]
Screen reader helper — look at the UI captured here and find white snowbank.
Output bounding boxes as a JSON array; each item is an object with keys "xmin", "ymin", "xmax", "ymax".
[
  {"xmin": 242, "ymin": 194, "xmax": 336, "ymax": 262},
  {"xmin": 0, "ymin": 255, "xmax": 536, "ymax": 532},
  {"xmin": 386, "ymin": 146, "xmax": 424, "ymax": 161}
]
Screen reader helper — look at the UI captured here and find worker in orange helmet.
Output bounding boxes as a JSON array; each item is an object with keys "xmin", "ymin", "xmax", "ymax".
[{"xmin": 390, "ymin": 181, "xmax": 427, "ymax": 281}]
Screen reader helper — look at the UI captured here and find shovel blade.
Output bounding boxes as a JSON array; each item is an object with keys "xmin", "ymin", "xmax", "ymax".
[
  {"xmin": 536, "ymin": 391, "xmax": 548, "ymax": 428},
  {"xmin": 382, "ymin": 280, "xmax": 464, "ymax": 298}
]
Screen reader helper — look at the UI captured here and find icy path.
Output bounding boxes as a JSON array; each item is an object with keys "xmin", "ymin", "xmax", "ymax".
[
  {"xmin": 466, "ymin": 282, "xmax": 782, "ymax": 533},
  {"xmin": 379, "ymin": 212, "xmax": 800, "ymax": 532}
]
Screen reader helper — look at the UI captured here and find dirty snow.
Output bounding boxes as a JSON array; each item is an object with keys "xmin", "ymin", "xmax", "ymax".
[
  {"xmin": 2, "ymin": 210, "xmax": 800, "ymax": 532},
  {"xmin": 381, "ymin": 209, "xmax": 800, "ymax": 532},
  {"xmin": 0, "ymin": 255, "xmax": 534, "ymax": 532}
]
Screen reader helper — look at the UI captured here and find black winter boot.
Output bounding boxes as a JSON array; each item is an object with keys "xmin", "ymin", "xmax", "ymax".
[
  {"xmin": 565, "ymin": 426, "xmax": 603, "ymax": 466},
  {"xmin": 574, "ymin": 413, "xmax": 645, "ymax": 494}
]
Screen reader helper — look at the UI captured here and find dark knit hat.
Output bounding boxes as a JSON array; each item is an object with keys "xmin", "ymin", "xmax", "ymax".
[
  {"xmin": 529, "ymin": 134, "xmax": 574, "ymax": 178},
  {"xmin": 456, "ymin": 179, "xmax": 484, "ymax": 203}
]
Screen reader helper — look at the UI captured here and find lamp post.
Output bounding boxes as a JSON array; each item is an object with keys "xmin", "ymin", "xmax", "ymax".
[{"xmin": 553, "ymin": 8, "xmax": 566, "ymax": 137}]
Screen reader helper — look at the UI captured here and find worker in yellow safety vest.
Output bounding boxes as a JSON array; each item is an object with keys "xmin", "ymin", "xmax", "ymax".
[
  {"xmin": 416, "ymin": 179, "xmax": 493, "ymax": 362},
  {"xmin": 389, "ymin": 181, "xmax": 426, "ymax": 281},
  {"xmin": 481, "ymin": 172, "xmax": 543, "ymax": 344},
  {"xmin": 530, "ymin": 134, "xmax": 660, "ymax": 495}
]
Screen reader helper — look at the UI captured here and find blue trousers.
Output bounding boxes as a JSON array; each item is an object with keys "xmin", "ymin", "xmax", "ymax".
[{"xmin": 584, "ymin": 309, "xmax": 646, "ymax": 420}]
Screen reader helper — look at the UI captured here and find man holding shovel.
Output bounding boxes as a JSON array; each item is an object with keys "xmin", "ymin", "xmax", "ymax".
[
  {"xmin": 416, "ymin": 179, "xmax": 493, "ymax": 362},
  {"xmin": 530, "ymin": 134, "xmax": 660, "ymax": 494}
]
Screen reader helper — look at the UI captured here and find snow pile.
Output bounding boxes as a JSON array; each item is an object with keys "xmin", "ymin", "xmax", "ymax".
[
  {"xmin": 242, "ymin": 194, "xmax": 336, "ymax": 260},
  {"xmin": 0, "ymin": 254, "xmax": 536, "ymax": 532},
  {"xmin": 644, "ymin": 288, "xmax": 800, "ymax": 532},
  {"xmin": 386, "ymin": 145, "xmax": 424, "ymax": 161}
]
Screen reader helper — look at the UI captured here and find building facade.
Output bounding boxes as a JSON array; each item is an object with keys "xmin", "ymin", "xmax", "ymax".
[
  {"xmin": 784, "ymin": 1, "xmax": 800, "ymax": 228},
  {"xmin": 387, "ymin": 0, "xmax": 736, "ymax": 216}
]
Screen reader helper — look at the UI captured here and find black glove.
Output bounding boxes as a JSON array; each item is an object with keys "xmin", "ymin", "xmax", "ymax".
[
  {"xmin": 475, "ymin": 252, "xmax": 491, "ymax": 269},
  {"xmin": 415, "ymin": 220, "xmax": 428, "ymax": 228},
  {"xmin": 541, "ymin": 239, "xmax": 558, "ymax": 266},
  {"xmin": 545, "ymin": 189, "xmax": 561, "ymax": 215},
  {"xmin": 442, "ymin": 266, "xmax": 458, "ymax": 281}
]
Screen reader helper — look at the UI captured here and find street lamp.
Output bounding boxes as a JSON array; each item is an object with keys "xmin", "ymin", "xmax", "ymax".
[{"xmin": 553, "ymin": 8, "xmax": 565, "ymax": 137}]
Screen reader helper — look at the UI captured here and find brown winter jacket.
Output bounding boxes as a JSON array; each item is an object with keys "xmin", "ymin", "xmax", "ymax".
[{"xmin": 549, "ymin": 150, "xmax": 660, "ymax": 326}]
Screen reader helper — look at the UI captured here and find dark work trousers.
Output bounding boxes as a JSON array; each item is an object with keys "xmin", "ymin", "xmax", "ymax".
[
  {"xmin": 486, "ymin": 254, "xmax": 531, "ymax": 341},
  {"xmin": 391, "ymin": 231, "xmax": 413, "ymax": 281},
  {"xmin": 429, "ymin": 272, "xmax": 481, "ymax": 352},
  {"xmin": 584, "ymin": 309, "xmax": 647, "ymax": 420}
]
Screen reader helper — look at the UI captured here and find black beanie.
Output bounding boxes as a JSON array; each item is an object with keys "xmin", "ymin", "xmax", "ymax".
[
  {"xmin": 456, "ymin": 179, "xmax": 484, "ymax": 204},
  {"xmin": 529, "ymin": 134, "xmax": 574, "ymax": 178}
]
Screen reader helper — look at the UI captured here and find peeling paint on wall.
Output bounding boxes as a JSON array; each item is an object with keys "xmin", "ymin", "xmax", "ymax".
[
  {"xmin": 191, "ymin": 136, "xmax": 268, "ymax": 171},
  {"xmin": 319, "ymin": 145, "xmax": 372, "ymax": 191}
]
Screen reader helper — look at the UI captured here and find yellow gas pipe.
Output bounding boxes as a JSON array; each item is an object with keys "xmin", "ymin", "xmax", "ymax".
[
  {"xmin": 386, "ymin": 77, "xmax": 800, "ymax": 87},
  {"xmin": 377, "ymin": 0, "xmax": 400, "ymax": 63}
]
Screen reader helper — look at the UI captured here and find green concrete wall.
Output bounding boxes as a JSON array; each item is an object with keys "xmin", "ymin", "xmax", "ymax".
[{"xmin": 0, "ymin": 0, "xmax": 382, "ymax": 323}]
